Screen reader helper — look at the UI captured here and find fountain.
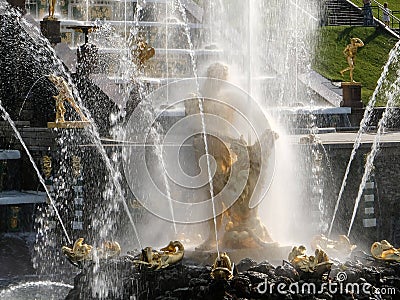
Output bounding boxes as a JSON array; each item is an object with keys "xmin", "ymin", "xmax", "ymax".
[{"xmin": 1, "ymin": 0, "xmax": 400, "ymax": 299}]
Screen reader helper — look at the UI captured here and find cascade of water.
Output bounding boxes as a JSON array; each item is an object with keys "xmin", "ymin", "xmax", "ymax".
[
  {"xmin": 0, "ymin": 101, "xmax": 72, "ymax": 245},
  {"xmin": 10, "ymin": 9, "xmax": 143, "ymax": 248},
  {"xmin": 152, "ymin": 128, "xmax": 177, "ymax": 234},
  {"xmin": 176, "ymin": 0, "xmax": 220, "ymax": 256},
  {"xmin": 130, "ymin": 1, "xmax": 179, "ymax": 235},
  {"xmin": 320, "ymin": 143, "xmax": 336, "ymax": 194},
  {"xmin": 348, "ymin": 72, "xmax": 400, "ymax": 236},
  {"xmin": 0, "ymin": 280, "xmax": 73, "ymax": 300},
  {"xmin": 328, "ymin": 39, "xmax": 400, "ymax": 237},
  {"xmin": 312, "ymin": 145, "xmax": 328, "ymax": 233}
]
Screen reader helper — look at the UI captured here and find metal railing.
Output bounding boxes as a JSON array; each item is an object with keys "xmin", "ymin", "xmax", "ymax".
[{"xmin": 363, "ymin": 1, "xmax": 400, "ymax": 30}]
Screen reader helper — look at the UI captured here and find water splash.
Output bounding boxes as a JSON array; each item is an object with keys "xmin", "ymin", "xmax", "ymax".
[
  {"xmin": 7, "ymin": 8, "xmax": 143, "ymax": 248},
  {"xmin": 0, "ymin": 280, "xmax": 73, "ymax": 300},
  {"xmin": 348, "ymin": 69, "xmax": 400, "ymax": 236},
  {"xmin": 176, "ymin": 0, "xmax": 220, "ymax": 256},
  {"xmin": 0, "ymin": 101, "xmax": 72, "ymax": 245}
]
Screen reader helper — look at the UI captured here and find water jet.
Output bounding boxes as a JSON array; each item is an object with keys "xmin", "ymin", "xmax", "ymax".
[{"xmin": 1, "ymin": 0, "xmax": 400, "ymax": 299}]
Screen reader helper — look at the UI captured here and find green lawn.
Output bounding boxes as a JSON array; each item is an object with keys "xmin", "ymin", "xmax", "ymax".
[{"xmin": 313, "ymin": 26, "xmax": 397, "ymax": 106}]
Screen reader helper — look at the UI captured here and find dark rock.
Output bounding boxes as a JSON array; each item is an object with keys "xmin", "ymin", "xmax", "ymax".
[
  {"xmin": 208, "ymin": 280, "xmax": 227, "ymax": 300},
  {"xmin": 382, "ymin": 276, "xmax": 400, "ymax": 289},
  {"xmin": 275, "ymin": 264, "xmax": 299, "ymax": 281},
  {"xmin": 243, "ymin": 270, "xmax": 269, "ymax": 285},
  {"xmin": 231, "ymin": 274, "xmax": 251, "ymax": 298},
  {"xmin": 361, "ymin": 266, "xmax": 380, "ymax": 284},
  {"xmin": 236, "ymin": 258, "xmax": 257, "ymax": 272},
  {"xmin": 66, "ymin": 256, "xmax": 400, "ymax": 300},
  {"xmin": 248, "ymin": 261, "xmax": 275, "ymax": 277},
  {"xmin": 189, "ymin": 277, "xmax": 210, "ymax": 287},
  {"xmin": 344, "ymin": 268, "xmax": 362, "ymax": 283},
  {"xmin": 170, "ymin": 287, "xmax": 192, "ymax": 298}
]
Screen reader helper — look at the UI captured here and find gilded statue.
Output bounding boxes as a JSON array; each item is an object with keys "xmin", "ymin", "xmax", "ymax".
[
  {"xmin": 371, "ymin": 240, "xmax": 400, "ymax": 262},
  {"xmin": 210, "ymin": 252, "xmax": 234, "ymax": 280},
  {"xmin": 288, "ymin": 245, "xmax": 332, "ymax": 276},
  {"xmin": 62, "ymin": 238, "xmax": 121, "ymax": 266},
  {"xmin": 131, "ymin": 38, "xmax": 155, "ymax": 67},
  {"xmin": 46, "ymin": 0, "xmax": 57, "ymax": 20},
  {"xmin": 195, "ymin": 130, "xmax": 278, "ymax": 250},
  {"xmin": 131, "ymin": 241, "xmax": 184, "ymax": 270},
  {"xmin": 62, "ymin": 238, "xmax": 93, "ymax": 264},
  {"xmin": 48, "ymin": 75, "xmax": 89, "ymax": 128},
  {"xmin": 189, "ymin": 63, "xmax": 278, "ymax": 251},
  {"xmin": 340, "ymin": 37, "xmax": 364, "ymax": 82}
]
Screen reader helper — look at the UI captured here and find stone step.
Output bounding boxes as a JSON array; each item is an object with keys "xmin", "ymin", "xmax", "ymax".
[{"xmin": 324, "ymin": 0, "xmax": 365, "ymax": 26}]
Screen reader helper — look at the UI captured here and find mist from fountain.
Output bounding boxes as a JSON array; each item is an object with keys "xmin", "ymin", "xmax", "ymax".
[
  {"xmin": 175, "ymin": 0, "xmax": 221, "ymax": 256},
  {"xmin": 0, "ymin": 280, "xmax": 73, "ymax": 300},
  {"xmin": 119, "ymin": 0, "xmax": 325, "ymax": 247},
  {"xmin": 2, "ymin": 0, "xmax": 335, "ymax": 257},
  {"xmin": 200, "ymin": 0, "xmax": 322, "ymax": 244}
]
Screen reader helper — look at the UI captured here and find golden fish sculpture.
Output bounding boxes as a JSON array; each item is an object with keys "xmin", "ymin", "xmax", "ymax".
[
  {"xmin": 133, "ymin": 240, "xmax": 184, "ymax": 270},
  {"xmin": 288, "ymin": 245, "xmax": 332, "ymax": 276},
  {"xmin": 62, "ymin": 238, "xmax": 121, "ymax": 267},
  {"xmin": 371, "ymin": 240, "xmax": 400, "ymax": 262}
]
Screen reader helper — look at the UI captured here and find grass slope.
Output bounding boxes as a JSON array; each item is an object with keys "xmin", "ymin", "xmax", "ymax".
[{"xmin": 313, "ymin": 26, "xmax": 397, "ymax": 106}]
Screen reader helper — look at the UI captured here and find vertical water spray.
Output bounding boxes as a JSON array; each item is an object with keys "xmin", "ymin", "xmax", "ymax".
[
  {"xmin": 348, "ymin": 70, "xmax": 400, "ymax": 236},
  {"xmin": 130, "ymin": 0, "xmax": 178, "ymax": 235},
  {"xmin": 176, "ymin": 0, "xmax": 220, "ymax": 255},
  {"xmin": 328, "ymin": 39, "xmax": 400, "ymax": 237}
]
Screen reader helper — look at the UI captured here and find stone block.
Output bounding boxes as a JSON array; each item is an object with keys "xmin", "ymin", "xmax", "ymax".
[
  {"xmin": 341, "ymin": 82, "xmax": 363, "ymax": 108},
  {"xmin": 40, "ymin": 19, "xmax": 61, "ymax": 45}
]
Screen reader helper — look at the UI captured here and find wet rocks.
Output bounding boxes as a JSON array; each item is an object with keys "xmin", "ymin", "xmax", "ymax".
[{"xmin": 66, "ymin": 257, "xmax": 400, "ymax": 300}]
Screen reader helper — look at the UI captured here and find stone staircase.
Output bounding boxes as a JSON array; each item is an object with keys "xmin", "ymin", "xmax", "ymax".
[{"xmin": 323, "ymin": 0, "xmax": 364, "ymax": 26}]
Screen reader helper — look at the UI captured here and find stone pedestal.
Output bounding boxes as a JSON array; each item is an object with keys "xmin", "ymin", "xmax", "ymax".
[
  {"xmin": 47, "ymin": 121, "xmax": 90, "ymax": 128},
  {"xmin": 40, "ymin": 19, "xmax": 61, "ymax": 45},
  {"xmin": 341, "ymin": 82, "xmax": 363, "ymax": 108}
]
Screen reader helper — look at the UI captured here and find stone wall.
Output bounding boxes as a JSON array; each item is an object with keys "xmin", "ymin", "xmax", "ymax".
[{"xmin": 318, "ymin": 141, "xmax": 400, "ymax": 247}]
